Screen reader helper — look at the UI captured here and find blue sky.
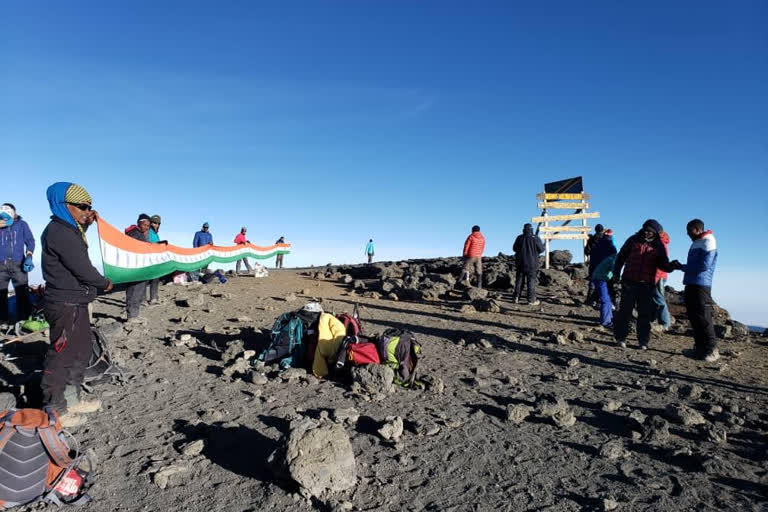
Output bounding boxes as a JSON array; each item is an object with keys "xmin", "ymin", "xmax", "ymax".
[{"xmin": 1, "ymin": 1, "xmax": 766, "ymax": 325}]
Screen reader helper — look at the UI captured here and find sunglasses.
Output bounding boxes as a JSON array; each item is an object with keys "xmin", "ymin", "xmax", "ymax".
[{"xmin": 67, "ymin": 203, "xmax": 92, "ymax": 211}]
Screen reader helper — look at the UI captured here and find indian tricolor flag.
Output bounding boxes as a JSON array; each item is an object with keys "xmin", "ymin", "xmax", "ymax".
[{"xmin": 97, "ymin": 219, "xmax": 290, "ymax": 284}]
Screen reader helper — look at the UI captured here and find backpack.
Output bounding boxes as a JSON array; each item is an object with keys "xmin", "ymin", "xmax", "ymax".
[
  {"xmin": 0, "ymin": 408, "xmax": 93, "ymax": 508},
  {"xmin": 375, "ymin": 328, "xmax": 422, "ymax": 387},
  {"xmin": 83, "ymin": 328, "xmax": 124, "ymax": 385},
  {"xmin": 336, "ymin": 303, "xmax": 362, "ymax": 336},
  {"xmin": 346, "ymin": 341, "xmax": 380, "ymax": 365},
  {"xmin": 124, "ymin": 225, "xmax": 138, "ymax": 235},
  {"xmin": 260, "ymin": 310, "xmax": 320, "ymax": 369}
]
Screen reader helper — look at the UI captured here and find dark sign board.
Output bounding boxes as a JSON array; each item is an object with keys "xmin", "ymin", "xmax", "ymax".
[{"xmin": 544, "ymin": 177, "xmax": 583, "ymax": 194}]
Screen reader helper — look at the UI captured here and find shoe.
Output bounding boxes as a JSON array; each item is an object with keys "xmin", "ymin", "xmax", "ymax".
[
  {"xmin": 617, "ymin": 340, "xmax": 627, "ymax": 348},
  {"xmin": 513, "ymin": 297, "xmax": 519, "ymax": 304},
  {"xmin": 59, "ymin": 413, "xmax": 87, "ymax": 428},
  {"xmin": 704, "ymin": 349, "xmax": 720, "ymax": 362},
  {"xmin": 68, "ymin": 398, "xmax": 102, "ymax": 414},
  {"xmin": 529, "ymin": 300, "xmax": 541, "ymax": 306},
  {"xmin": 639, "ymin": 343, "xmax": 648, "ymax": 351}
]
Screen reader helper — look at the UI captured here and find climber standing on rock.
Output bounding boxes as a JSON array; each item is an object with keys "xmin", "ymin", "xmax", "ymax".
[
  {"xmin": 612, "ymin": 219, "xmax": 677, "ymax": 351},
  {"xmin": 512, "ymin": 223, "xmax": 544, "ymax": 305},
  {"xmin": 459, "ymin": 225, "xmax": 485, "ymax": 288},
  {"xmin": 673, "ymin": 219, "xmax": 719, "ymax": 362}
]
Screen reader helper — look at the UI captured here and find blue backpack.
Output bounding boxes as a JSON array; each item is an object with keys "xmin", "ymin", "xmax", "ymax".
[{"xmin": 259, "ymin": 311, "xmax": 319, "ymax": 369}]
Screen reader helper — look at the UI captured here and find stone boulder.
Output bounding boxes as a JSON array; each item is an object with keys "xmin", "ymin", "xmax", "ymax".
[
  {"xmin": 538, "ymin": 268, "xmax": 571, "ymax": 287},
  {"xmin": 351, "ymin": 364, "xmax": 394, "ymax": 394},
  {"xmin": 549, "ymin": 250, "xmax": 573, "ymax": 268},
  {"xmin": 271, "ymin": 419, "xmax": 357, "ymax": 498}
]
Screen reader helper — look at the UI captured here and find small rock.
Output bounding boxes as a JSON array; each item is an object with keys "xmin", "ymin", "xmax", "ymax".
[
  {"xmin": 472, "ymin": 366, "xmax": 491, "ymax": 377},
  {"xmin": 665, "ymin": 404, "xmax": 706, "ymax": 426},
  {"xmin": 459, "ymin": 304, "xmax": 476, "ymax": 314},
  {"xmin": 642, "ymin": 416, "xmax": 670, "ymax": 444},
  {"xmin": 331, "ymin": 408, "xmax": 360, "ymax": 425},
  {"xmin": 478, "ymin": 338, "xmax": 494, "ymax": 349},
  {"xmin": 285, "ymin": 293, "xmax": 298, "ymax": 302},
  {"xmin": 351, "ymin": 365, "xmax": 395, "ymax": 394},
  {"xmin": 603, "ymin": 498, "xmax": 619, "ymax": 511},
  {"xmin": 599, "ymin": 440, "xmax": 628, "ymax": 460},
  {"xmin": 567, "ymin": 358, "xmax": 580, "ymax": 368},
  {"xmin": 628, "ymin": 410, "xmax": 647, "ymax": 429},
  {"xmin": 378, "ymin": 416, "xmax": 404, "ymax": 441},
  {"xmin": 236, "ymin": 316, "xmax": 253, "ymax": 322},
  {"xmin": 181, "ymin": 439, "xmax": 206, "ymax": 457},
  {"xmin": 506, "ymin": 404, "xmax": 533, "ymax": 425},
  {"xmin": 281, "ymin": 368, "xmax": 307, "ymax": 381},
  {"xmin": 602, "ymin": 400, "xmax": 623, "ymax": 412},
  {"xmin": 679, "ymin": 384, "xmax": 704, "ymax": 400},
  {"xmin": 699, "ymin": 424, "xmax": 728, "ymax": 444},
  {"xmin": 179, "ymin": 333, "xmax": 192, "ymax": 342},
  {"xmin": 568, "ymin": 331, "xmax": 585, "ymax": 343},
  {"xmin": 153, "ymin": 464, "xmax": 189, "ymax": 489},
  {"xmin": 181, "ymin": 294, "xmax": 205, "ymax": 307},
  {"xmin": 708, "ymin": 405, "xmax": 723, "ymax": 415}
]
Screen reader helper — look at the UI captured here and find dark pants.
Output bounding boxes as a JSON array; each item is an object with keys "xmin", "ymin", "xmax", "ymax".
[
  {"xmin": 236, "ymin": 258, "xmax": 252, "ymax": 273},
  {"xmin": 0, "ymin": 261, "xmax": 30, "ymax": 322},
  {"xmin": 148, "ymin": 279, "xmax": 160, "ymax": 302},
  {"xmin": 276, "ymin": 254, "xmax": 284, "ymax": 269},
  {"xmin": 126, "ymin": 281, "xmax": 147, "ymax": 318},
  {"xmin": 614, "ymin": 280, "xmax": 655, "ymax": 346},
  {"xmin": 367, "ymin": 254, "xmax": 373, "ymax": 264},
  {"xmin": 41, "ymin": 302, "xmax": 92, "ymax": 414},
  {"xmin": 514, "ymin": 268, "xmax": 538, "ymax": 302},
  {"xmin": 684, "ymin": 285, "xmax": 717, "ymax": 356}
]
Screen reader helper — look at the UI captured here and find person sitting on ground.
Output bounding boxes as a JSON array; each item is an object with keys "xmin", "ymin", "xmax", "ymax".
[
  {"xmin": 41, "ymin": 182, "xmax": 113, "ymax": 427},
  {"xmin": 365, "ymin": 239, "xmax": 375, "ymax": 264},
  {"xmin": 275, "ymin": 236, "xmax": 286, "ymax": 269},
  {"xmin": 0, "ymin": 203, "xmax": 35, "ymax": 324},
  {"xmin": 125, "ymin": 214, "xmax": 151, "ymax": 322},
  {"xmin": 459, "ymin": 225, "xmax": 485, "ymax": 288},
  {"xmin": 673, "ymin": 219, "xmax": 719, "ymax": 362},
  {"xmin": 234, "ymin": 227, "xmax": 253, "ymax": 275},
  {"xmin": 512, "ymin": 223, "xmax": 545, "ymax": 305},
  {"xmin": 652, "ymin": 231, "xmax": 672, "ymax": 331},
  {"xmin": 589, "ymin": 228, "xmax": 617, "ymax": 327},
  {"xmin": 612, "ymin": 219, "xmax": 677, "ymax": 351},
  {"xmin": 312, "ymin": 312, "xmax": 348, "ymax": 378}
]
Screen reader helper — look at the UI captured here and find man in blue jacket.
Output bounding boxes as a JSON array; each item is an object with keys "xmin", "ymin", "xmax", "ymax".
[
  {"xmin": 0, "ymin": 203, "xmax": 35, "ymax": 324},
  {"xmin": 673, "ymin": 219, "xmax": 719, "ymax": 362},
  {"xmin": 193, "ymin": 222, "xmax": 213, "ymax": 248}
]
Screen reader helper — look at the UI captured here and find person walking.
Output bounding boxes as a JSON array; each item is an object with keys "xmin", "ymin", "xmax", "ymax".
[
  {"xmin": 675, "ymin": 219, "xmax": 719, "ymax": 361},
  {"xmin": 589, "ymin": 229, "xmax": 618, "ymax": 327},
  {"xmin": 40, "ymin": 182, "xmax": 113, "ymax": 427},
  {"xmin": 0, "ymin": 203, "xmax": 35, "ymax": 324},
  {"xmin": 365, "ymin": 239, "xmax": 375, "ymax": 264},
  {"xmin": 612, "ymin": 219, "xmax": 677, "ymax": 350},
  {"xmin": 512, "ymin": 223, "xmax": 545, "ymax": 305},
  {"xmin": 234, "ymin": 227, "xmax": 253, "ymax": 275},
  {"xmin": 275, "ymin": 236, "xmax": 286, "ymax": 269},
  {"xmin": 125, "ymin": 214, "xmax": 151, "ymax": 321},
  {"xmin": 459, "ymin": 225, "xmax": 485, "ymax": 288},
  {"xmin": 652, "ymin": 231, "xmax": 672, "ymax": 331}
]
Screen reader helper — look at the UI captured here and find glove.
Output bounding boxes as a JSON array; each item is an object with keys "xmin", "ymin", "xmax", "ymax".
[{"xmin": 23, "ymin": 256, "xmax": 34, "ymax": 273}]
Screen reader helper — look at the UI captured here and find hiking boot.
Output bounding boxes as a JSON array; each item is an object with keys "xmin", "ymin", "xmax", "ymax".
[
  {"xmin": 59, "ymin": 413, "xmax": 87, "ymax": 428},
  {"xmin": 704, "ymin": 349, "xmax": 720, "ymax": 362},
  {"xmin": 67, "ymin": 398, "xmax": 102, "ymax": 415},
  {"xmin": 513, "ymin": 297, "xmax": 519, "ymax": 304},
  {"xmin": 529, "ymin": 300, "xmax": 541, "ymax": 306},
  {"xmin": 639, "ymin": 343, "xmax": 649, "ymax": 351},
  {"xmin": 616, "ymin": 340, "xmax": 627, "ymax": 348}
]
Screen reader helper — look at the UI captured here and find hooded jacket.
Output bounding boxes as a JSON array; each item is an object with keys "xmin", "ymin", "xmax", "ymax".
[
  {"xmin": 41, "ymin": 183, "xmax": 109, "ymax": 304},
  {"xmin": 589, "ymin": 235, "xmax": 617, "ymax": 276},
  {"xmin": 682, "ymin": 230, "xmax": 717, "ymax": 287},
  {"xmin": 614, "ymin": 231, "xmax": 675, "ymax": 285},
  {"xmin": 0, "ymin": 215, "xmax": 35, "ymax": 264},
  {"xmin": 512, "ymin": 225, "xmax": 545, "ymax": 272},
  {"xmin": 462, "ymin": 232, "xmax": 485, "ymax": 259},
  {"xmin": 312, "ymin": 313, "xmax": 348, "ymax": 378}
]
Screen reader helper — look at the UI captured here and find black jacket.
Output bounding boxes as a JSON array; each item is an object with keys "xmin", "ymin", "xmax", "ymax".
[
  {"xmin": 513, "ymin": 227, "xmax": 545, "ymax": 272},
  {"xmin": 42, "ymin": 217, "xmax": 109, "ymax": 304}
]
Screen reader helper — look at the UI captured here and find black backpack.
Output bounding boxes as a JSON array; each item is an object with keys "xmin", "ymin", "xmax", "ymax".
[{"xmin": 83, "ymin": 328, "xmax": 124, "ymax": 385}]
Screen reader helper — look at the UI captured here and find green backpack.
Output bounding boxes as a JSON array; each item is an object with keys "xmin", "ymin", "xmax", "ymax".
[{"xmin": 375, "ymin": 328, "xmax": 422, "ymax": 387}]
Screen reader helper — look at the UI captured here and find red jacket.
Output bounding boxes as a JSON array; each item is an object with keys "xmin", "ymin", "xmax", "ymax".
[
  {"xmin": 463, "ymin": 232, "xmax": 485, "ymax": 258},
  {"xmin": 234, "ymin": 233, "xmax": 247, "ymax": 244},
  {"xmin": 615, "ymin": 232, "xmax": 673, "ymax": 285},
  {"xmin": 656, "ymin": 232, "xmax": 670, "ymax": 282}
]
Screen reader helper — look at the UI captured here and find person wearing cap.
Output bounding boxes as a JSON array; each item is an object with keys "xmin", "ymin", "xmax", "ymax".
[
  {"xmin": 275, "ymin": 236, "xmax": 286, "ymax": 269},
  {"xmin": 234, "ymin": 227, "xmax": 253, "ymax": 275},
  {"xmin": 0, "ymin": 203, "xmax": 35, "ymax": 324},
  {"xmin": 125, "ymin": 214, "xmax": 151, "ymax": 321},
  {"xmin": 612, "ymin": 219, "xmax": 677, "ymax": 350},
  {"xmin": 193, "ymin": 222, "xmax": 213, "ymax": 248},
  {"xmin": 512, "ymin": 223, "xmax": 545, "ymax": 305},
  {"xmin": 147, "ymin": 215, "xmax": 165, "ymax": 305},
  {"xmin": 40, "ymin": 182, "xmax": 113, "ymax": 428}
]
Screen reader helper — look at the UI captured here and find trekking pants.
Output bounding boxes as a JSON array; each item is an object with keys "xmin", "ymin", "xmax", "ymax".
[
  {"xmin": 276, "ymin": 254, "xmax": 284, "ymax": 269},
  {"xmin": 514, "ymin": 268, "xmax": 538, "ymax": 302},
  {"xmin": 461, "ymin": 257, "xmax": 483, "ymax": 287},
  {"xmin": 41, "ymin": 302, "xmax": 91, "ymax": 414},
  {"xmin": 614, "ymin": 279, "xmax": 654, "ymax": 346},
  {"xmin": 148, "ymin": 279, "xmax": 160, "ymax": 302},
  {"xmin": 593, "ymin": 279, "xmax": 613, "ymax": 326},
  {"xmin": 653, "ymin": 278, "xmax": 670, "ymax": 327},
  {"xmin": 367, "ymin": 254, "xmax": 373, "ymax": 264},
  {"xmin": 125, "ymin": 281, "xmax": 147, "ymax": 318},
  {"xmin": 684, "ymin": 285, "xmax": 717, "ymax": 356},
  {"xmin": 236, "ymin": 258, "xmax": 253, "ymax": 273},
  {"xmin": 0, "ymin": 261, "xmax": 30, "ymax": 323}
]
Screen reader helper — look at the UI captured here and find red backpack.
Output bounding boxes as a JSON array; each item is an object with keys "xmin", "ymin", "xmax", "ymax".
[{"xmin": 336, "ymin": 303, "xmax": 362, "ymax": 336}]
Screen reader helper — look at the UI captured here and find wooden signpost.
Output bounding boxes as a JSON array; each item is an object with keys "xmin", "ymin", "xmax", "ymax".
[{"xmin": 533, "ymin": 179, "xmax": 599, "ymax": 269}]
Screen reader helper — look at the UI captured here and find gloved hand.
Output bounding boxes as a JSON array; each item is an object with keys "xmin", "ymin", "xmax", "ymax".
[{"xmin": 23, "ymin": 256, "xmax": 34, "ymax": 273}]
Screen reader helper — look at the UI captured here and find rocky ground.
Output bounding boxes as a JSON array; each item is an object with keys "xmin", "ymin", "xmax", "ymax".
[{"xmin": 1, "ymin": 254, "xmax": 767, "ymax": 511}]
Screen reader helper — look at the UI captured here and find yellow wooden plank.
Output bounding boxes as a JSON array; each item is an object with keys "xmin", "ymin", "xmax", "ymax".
[
  {"xmin": 531, "ymin": 212, "xmax": 600, "ymax": 223},
  {"xmin": 536, "ymin": 192, "xmax": 590, "ymax": 200},
  {"xmin": 539, "ymin": 226, "xmax": 592, "ymax": 232},
  {"xmin": 537, "ymin": 202, "xmax": 589, "ymax": 210},
  {"xmin": 541, "ymin": 233, "xmax": 590, "ymax": 240}
]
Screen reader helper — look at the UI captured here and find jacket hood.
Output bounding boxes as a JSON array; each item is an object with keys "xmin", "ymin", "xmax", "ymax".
[
  {"xmin": 523, "ymin": 224, "xmax": 533, "ymax": 235},
  {"xmin": 47, "ymin": 182, "xmax": 77, "ymax": 228}
]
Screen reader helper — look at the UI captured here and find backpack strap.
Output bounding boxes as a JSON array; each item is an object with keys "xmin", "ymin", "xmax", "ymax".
[
  {"xmin": 0, "ymin": 410, "xmax": 17, "ymax": 455},
  {"xmin": 39, "ymin": 410, "xmax": 73, "ymax": 468}
]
